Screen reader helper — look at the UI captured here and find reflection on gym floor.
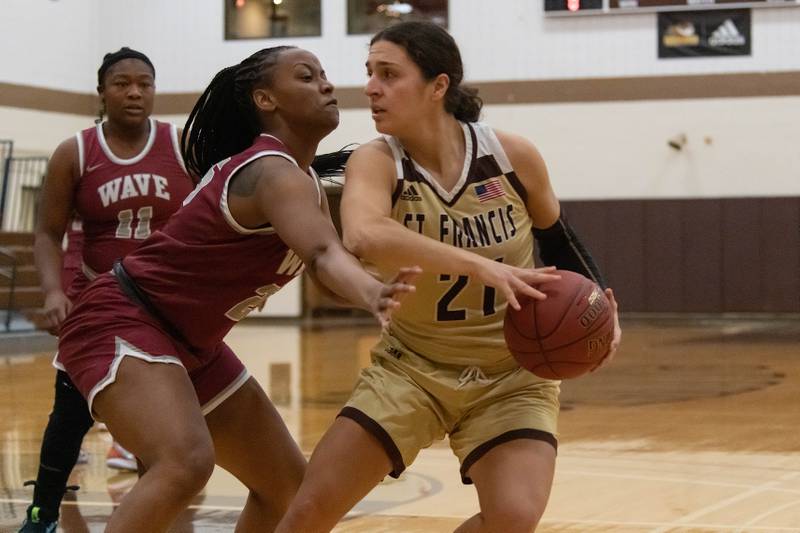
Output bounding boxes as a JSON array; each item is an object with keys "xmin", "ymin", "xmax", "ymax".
[{"xmin": 1, "ymin": 316, "xmax": 799, "ymax": 532}]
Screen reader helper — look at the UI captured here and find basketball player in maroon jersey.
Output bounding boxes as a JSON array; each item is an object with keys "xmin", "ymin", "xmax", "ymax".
[
  {"xmin": 21, "ymin": 48, "xmax": 194, "ymax": 533},
  {"xmin": 55, "ymin": 46, "xmax": 417, "ymax": 532}
]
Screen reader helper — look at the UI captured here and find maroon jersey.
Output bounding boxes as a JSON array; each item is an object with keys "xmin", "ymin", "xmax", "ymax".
[
  {"xmin": 70, "ymin": 119, "xmax": 193, "ymax": 296},
  {"xmin": 121, "ymin": 134, "xmax": 318, "ymax": 350}
]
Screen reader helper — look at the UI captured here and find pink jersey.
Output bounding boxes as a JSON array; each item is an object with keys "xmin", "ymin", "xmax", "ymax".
[
  {"xmin": 70, "ymin": 118, "xmax": 193, "ymax": 296},
  {"xmin": 121, "ymin": 134, "xmax": 318, "ymax": 350}
]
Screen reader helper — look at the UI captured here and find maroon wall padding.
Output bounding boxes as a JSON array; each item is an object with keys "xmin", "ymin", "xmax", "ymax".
[{"xmin": 557, "ymin": 197, "xmax": 799, "ymax": 313}]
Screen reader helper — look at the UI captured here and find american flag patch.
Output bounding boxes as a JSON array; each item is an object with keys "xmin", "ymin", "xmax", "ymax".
[{"xmin": 474, "ymin": 178, "xmax": 505, "ymax": 203}]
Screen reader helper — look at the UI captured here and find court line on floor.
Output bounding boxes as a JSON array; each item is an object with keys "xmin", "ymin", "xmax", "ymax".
[
  {"xmin": 732, "ymin": 496, "xmax": 800, "ymax": 533},
  {"xmin": 558, "ymin": 468, "xmax": 800, "ymax": 495},
  {"xmin": 2, "ymin": 499, "xmax": 798, "ymax": 531},
  {"xmin": 0, "ymin": 498, "xmax": 244, "ymax": 512},
  {"xmin": 540, "ymin": 518, "xmax": 800, "ymax": 532},
  {"xmin": 648, "ymin": 472, "xmax": 800, "ymax": 533}
]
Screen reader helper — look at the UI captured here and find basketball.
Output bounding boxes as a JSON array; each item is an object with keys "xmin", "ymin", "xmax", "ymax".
[{"xmin": 504, "ymin": 270, "xmax": 614, "ymax": 379}]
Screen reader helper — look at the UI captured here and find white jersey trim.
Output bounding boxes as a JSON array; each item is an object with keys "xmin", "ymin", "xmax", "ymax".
[
  {"xmin": 96, "ymin": 117, "xmax": 157, "ymax": 166},
  {"xmin": 382, "ymin": 135, "xmax": 406, "ymax": 185},
  {"xmin": 169, "ymin": 123, "xmax": 190, "ymax": 176},
  {"xmin": 220, "ymin": 150, "xmax": 299, "ymax": 235},
  {"xmin": 387, "ymin": 122, "xmax": 474, "ymax": 203},
  {"xmin": 52, "ymin": 351, "xmax": 65, "ymax": 371},
  {"xmin": 86, "ymin": 336, "xmax": 184, "ymax": 419},
  {"xmin": 75, "ymin": 132, "xmax": 85, "ymax": 177},
  {"xmin": 201, "ymin": 368, "xmax": 251, "ymax": 415},
  {"xmin": 475, "ymin": 122, "xmax": 514, "ymax": 175}
]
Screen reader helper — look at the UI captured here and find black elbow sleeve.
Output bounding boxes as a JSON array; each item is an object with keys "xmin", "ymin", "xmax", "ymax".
[{"xmin": 533, "ymin": 214, "xmax": 607, "ymax": 289}]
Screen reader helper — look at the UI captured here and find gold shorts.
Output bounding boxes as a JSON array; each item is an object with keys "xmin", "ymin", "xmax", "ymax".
[{"xmin": 339, "ymin": 333, "xmax": 560, "ymax": 484}]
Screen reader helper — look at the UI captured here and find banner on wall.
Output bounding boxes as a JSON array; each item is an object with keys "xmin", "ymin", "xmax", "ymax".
[{"xmin": 658, "ymin": 10, "xmax": 751, "ymax": 58}]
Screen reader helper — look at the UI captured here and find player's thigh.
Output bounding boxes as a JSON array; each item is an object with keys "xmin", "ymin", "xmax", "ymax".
[
  {"xmin": 205, "ymin": 376, "xmax": 305, "ymax": 498},
  {"xmin": 468, "ymin": 438, "xmax": 556, "ymax": 525},
  {"xmin": 341, "ymin": 357, "xmax": 447, "ymax": 477},
  {"xmin": 92, "ymin": 355, "xmax": 213, "ymax": 471}
]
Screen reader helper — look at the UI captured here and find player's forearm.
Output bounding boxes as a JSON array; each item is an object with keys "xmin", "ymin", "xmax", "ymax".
[
  {"xmin": 308, "ymin": 243, "xmax": 383, "ymax": 312},
  {"xmin": 533, "ymin": 214, "xmax": 607, "ymax": 289},
  {"xmin": 33, "ymin": 233, "xmax": 65, "ymax": 295},
  {"xmin": 343, "ymin": 216, "xmax": 483, "ymax": 277}
]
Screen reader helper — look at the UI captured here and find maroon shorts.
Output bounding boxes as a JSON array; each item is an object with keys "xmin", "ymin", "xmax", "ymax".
[{"xmin": 57, "ymin": 274, "xmax": 248, "ymax": 418}]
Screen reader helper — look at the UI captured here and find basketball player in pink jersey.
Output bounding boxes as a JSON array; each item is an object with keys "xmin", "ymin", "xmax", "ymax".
[
  {"xmin": 21, "ymin": 48, "xmax": 194, "ymax": 533},
  {"xmin": 55, "ymin": 46, "xmax": 417, "ymax": 532}
]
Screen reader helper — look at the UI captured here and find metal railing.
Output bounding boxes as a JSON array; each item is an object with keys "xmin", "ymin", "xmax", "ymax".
[
  {"xmin": 0, "ymin": 247, "xmax": 18, "ymax": 332},
  {"xmin": 0, "ymin": 140, "xmax": 13, "ymax": 226},
  {"xmin": 0, "ymin": 141, "xmax": 47, "ymax": 331},
  {"xmin": 1, "ymin": 155, "xmax": 48, "ymax": 232}
]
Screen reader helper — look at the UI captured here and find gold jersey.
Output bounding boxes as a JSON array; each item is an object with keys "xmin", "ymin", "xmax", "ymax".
[{"xmin": 381, "ymin": 122, "xmax": 535, "ymax": 369}]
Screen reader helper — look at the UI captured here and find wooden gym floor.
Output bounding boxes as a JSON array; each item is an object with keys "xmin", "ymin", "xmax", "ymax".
[{"xmin": 0, "ymin": 315, "xmax": 798, "ymax": 532}]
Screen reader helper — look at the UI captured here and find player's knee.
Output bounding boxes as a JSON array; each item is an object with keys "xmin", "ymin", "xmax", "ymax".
[
  {"xmin": 278, "ymin": 493, "xmax": 327, "ymax": 531},
  {"xmin": 159, "ymin": 443, "xmax": 215, "ymax": 496},
  {"xmin": 249, "ymin": 461, "xmax": 304, "ymax": 512}
]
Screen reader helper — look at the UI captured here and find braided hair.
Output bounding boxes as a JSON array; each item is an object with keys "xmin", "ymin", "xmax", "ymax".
[{"xmin": 181, "ymin": 46, "xmax": 295, "ymax": 178}]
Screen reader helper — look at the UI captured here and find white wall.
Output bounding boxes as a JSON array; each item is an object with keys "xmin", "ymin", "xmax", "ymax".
[
  {"xmin": 0, "ymin": 0, "xmax": 98, "ymax": 92},
  {"xmin": 1, "ymin": 0, "xmax": 798, "ymax": 200},
  {"xmin": 3, "ymin": 0, "xmax": 800, "ymax": 93},
  {"xmin": 326, "ymin": 97, "xmax": 800, "ymax": 200},
  {"xmin": 90, "ymin": 1, "xmax": 800, "ymax": 90},
  {"xmin": 3, "ymin": 94, "xmax": 799, "ymax": 200}
]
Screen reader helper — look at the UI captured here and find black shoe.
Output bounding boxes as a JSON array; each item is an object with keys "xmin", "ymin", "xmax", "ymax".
[{"xmin": 17, "ymin": 505, "xmax": 57, "ymax": 533}]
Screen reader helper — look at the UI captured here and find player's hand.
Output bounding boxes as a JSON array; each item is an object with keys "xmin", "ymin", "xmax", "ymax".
[
  {"xmin": 372, "ymin": 266, "xmax": 421, "ymax": 328},
  {"xmin": 592, "ymin": 288, "xmax": 621, "ymax": 372},
  {"xmin": 474, "ymin": 260, "xmax": 560, "ymax": 311},
  {"xmin": 42, "ymin": 290, "xmax": 72, "ymax": 335}
]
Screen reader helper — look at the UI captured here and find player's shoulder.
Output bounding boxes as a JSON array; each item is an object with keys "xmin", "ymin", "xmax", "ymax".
[
  {"xmin": 347, "ymin": 137, "xmax": 395, "ymax": 173},
  {"xmin": 491, "ymin": 127, "xmax": 546, "ymax": 172},
  {"xmin": 241, "ymin": 150, "xmax": 302, "ymax": 180},
  {"xmin": 50, "ymin": 135, "xmax": 81, "ymax": 166},
  {"xmin": 352, "ymin": 137, "xmax": 393, "ymax": 159},
  {"xmin": 492, "ymin": 128, "xmax": 538, "ymax": 157}
]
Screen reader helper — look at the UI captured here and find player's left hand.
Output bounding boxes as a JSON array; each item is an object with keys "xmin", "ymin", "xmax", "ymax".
[{"xmin": 592, "ymin": 288, "xmax": 621, "ymax": 372}]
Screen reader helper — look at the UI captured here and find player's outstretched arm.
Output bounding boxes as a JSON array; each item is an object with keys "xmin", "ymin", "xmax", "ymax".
[{"xmin": 228, "ymin": 155, "xmax": 416, "ymax": 326}]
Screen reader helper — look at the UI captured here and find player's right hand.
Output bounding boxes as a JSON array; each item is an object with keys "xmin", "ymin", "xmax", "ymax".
[
  {"xmin": 42, "ymin": 290, "xmax": 72, "ymax": 335},
  {"xmin": 473, "ymin": 261, "xmax": 560, "ymax": 311},
  {"xmin": 372, "ymin": 266, "xmax": 421, "ymax": 328}
]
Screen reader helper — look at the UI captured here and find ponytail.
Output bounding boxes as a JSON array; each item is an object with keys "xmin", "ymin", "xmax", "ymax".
[
  {"xmin": 447, "ymin": 85, "xmax": 482, "ymax": 123},
  {"xmin": 311, "ymin": 147, "xmax": 355, "ymax": 177}
]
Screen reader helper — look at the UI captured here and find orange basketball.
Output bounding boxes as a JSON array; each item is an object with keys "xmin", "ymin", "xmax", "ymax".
[{"xmin": 504, "ymin": 270, "xmax": 614, "ymax": 379}]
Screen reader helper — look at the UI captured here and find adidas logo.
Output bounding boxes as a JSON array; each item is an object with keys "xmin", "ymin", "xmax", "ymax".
[
  {"xmin": 708, "ymin": 19, "xmax": 745, "ymax": 47},
  {"xmin": 400, "ymin": 184, "xmax": 422, "ymax": 201}
]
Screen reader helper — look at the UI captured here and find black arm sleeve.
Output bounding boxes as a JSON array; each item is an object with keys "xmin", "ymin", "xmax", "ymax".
[{"xmin": 533, "ymin": 214, "xmax": 607, "ymax": 289}]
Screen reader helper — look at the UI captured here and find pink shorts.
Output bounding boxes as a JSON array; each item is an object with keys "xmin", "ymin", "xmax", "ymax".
[{"xmin": 57, "ymin": 274, "xmax": 249, "ymax": 418}]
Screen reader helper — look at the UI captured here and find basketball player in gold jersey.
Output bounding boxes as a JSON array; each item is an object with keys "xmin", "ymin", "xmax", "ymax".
[{"xmin": 275, "ymin": 22, "xmax": 621, "ymax": 533}]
